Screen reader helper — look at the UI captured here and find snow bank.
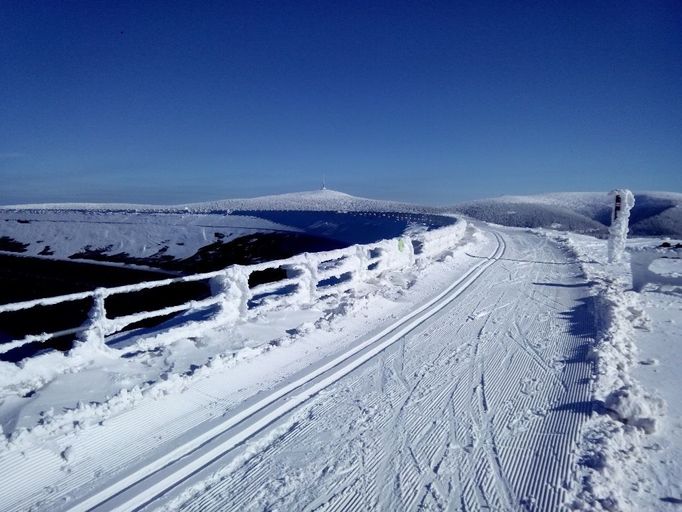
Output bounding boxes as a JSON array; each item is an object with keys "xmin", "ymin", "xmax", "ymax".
[
  {"xmin": 629, "ymin": 245, "xmax": 682, "ymax": 292},
  {"xmin": 603, "ymin": 384, "xmax": 666, "ymax": 434},
  {"xmin": 544, "ymin": 232, "xmax": 667, "ymax": 511}
]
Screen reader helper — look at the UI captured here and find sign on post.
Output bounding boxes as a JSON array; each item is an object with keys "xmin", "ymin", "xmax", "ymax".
[
  {"xmin": 613, "ymin": 194, "xmax": 622, "ymax": 221},
  {"xmin": 607, "ymin": 189, "xmax": 635, "ymax": 263}
]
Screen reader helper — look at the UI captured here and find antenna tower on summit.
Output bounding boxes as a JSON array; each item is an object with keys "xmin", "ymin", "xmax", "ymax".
[{"xmin": 321, "ymin": 175, "xmax": 327, "ymax": 190}]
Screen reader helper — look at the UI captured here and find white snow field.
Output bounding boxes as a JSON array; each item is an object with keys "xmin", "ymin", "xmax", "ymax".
[
  {"xmin": 0, "ymin": 189, "xmax": 680, "ymax": 511},
  {"xmin": 1, "ymin": 189, "xmax": 433, "ymax": 214}
]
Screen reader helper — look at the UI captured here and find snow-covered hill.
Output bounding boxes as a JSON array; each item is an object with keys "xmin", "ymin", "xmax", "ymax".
[
  {"xmin": 3, "ymin": 189, "xmax": 680, "ymax": 268},
  {"xmin": 184, "ymin": 189, "xmax": 439, "ymax": 213},
  {"xmin": 0, "ymin": 190, "xmax": 450, "ymax": 268},
  {"xmin": 0, "ymin": 211, "xmax": 298, "ymax": 262},
  {"xmin": 452, "ymin": 191, "xmax": 682, "ymax": 236},
  {"xmin": 1, "ymin": 189, "xmax": 437, "ymax": 214}
]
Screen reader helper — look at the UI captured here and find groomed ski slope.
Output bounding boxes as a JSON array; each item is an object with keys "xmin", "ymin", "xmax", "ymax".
[
  {"xmin": 146, "ymin": 227, "xmax": 595, "ymax": 511},
  {"xmin": 0, "ymin": 226, "xmax": 595, "ymax": 511}
]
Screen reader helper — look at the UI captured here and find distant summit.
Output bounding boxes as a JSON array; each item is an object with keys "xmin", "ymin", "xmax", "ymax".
[
  {"xmin": 1, "ymin": 189, "xmax": 437, "ymax": 214},
  {"xmin": 186, "ymin": 189, "xmax": 433, "ymax": 213}
]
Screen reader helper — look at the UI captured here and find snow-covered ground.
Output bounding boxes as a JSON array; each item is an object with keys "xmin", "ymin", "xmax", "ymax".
[
  {"xmin": 0, "ymin": 221, "xmax": 600, "ymax": 511},
  {"xmin": 0, "ymin": 220, "xmax": 484, "ymax": 510},
  {"xmin": 145, "ymin": 226, "xmax": 595, "ymax": 512},
  {"xmin": 0, "ymin": 189, "xmax": 681, "ymax": 511},
  {"xmin": 546, "ymin": 232, "xmax": 682, "ymax": 511},
  {"xmin": 0, "ymin": 210, "xmax": 297, "ymax": 261}
]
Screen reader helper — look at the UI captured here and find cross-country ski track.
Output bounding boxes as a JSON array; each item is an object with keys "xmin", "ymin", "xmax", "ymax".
[{"xmin": 1, "ymin": 227, "xmax": 596, "ymax": 511}]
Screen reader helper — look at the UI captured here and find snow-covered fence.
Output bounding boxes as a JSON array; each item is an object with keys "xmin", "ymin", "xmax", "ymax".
[
  {"xmin": 628, "ymin": 246, "xmax": 682, "ymax": 292},
  {"xmin": 0, "ymin": 220, "xmax": 466, "ymax": 359},
  {"xmin": 414, "ymin": 219, "xmax": 467, "ymax": 260}
]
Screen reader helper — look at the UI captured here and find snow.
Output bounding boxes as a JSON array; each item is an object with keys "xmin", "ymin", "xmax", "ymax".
[
  {"xmin": 0, "ymin": 189, "xmax": 681, "ymax": 510},
  {"xmin": 0, "ymin": 191, "xmax": 452, "ymax": 266},
  {"xmin": 0, "ymin": 188, "xmax": 437, "ymax": 214},
  {"xmin": 0, "ymin": 225, "xmax": 593, "ymax": 510},
  {"xmin": 546, "ymin": 231, "xmax": 682, "ymax": 510},
  {"xmin": 0, "ymin": 219, "xmax": 483, "ymax": 511},
  {"xmin": 147, "ymin": 226, "xmax": 595, "ymax": 512},
  {"xmin": 0, "ymin": 210, "xmax": 298, "ymax": 261},
  {"xmin": 453, "ymin": 190, "xmax": 682, "ymax": 237},
  {"xmin": 603, "ymin": 384, "xmax": 666, "ymax": 434}
]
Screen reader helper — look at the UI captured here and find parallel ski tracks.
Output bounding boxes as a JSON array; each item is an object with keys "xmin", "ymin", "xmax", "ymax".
[
  {"xmin": 69, "ymin": 232, "xmax": 507, "ymax": 512},
  {"xmin": 172, "ymin": 229, "xmax": 595, "ymax": 512}
]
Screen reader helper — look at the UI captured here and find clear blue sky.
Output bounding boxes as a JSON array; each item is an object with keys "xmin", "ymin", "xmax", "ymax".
[{"xmin": 1, "ymin": 0, "xmax": 680, "ymax": 205}]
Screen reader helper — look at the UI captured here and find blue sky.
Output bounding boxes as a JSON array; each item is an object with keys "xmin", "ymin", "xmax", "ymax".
[{"xmin": 1, "ymin": 0, "xmax": 681, "ymax": 205}]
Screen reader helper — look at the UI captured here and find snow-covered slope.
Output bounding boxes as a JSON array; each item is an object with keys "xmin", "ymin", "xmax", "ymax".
[
  {"xmin": 184, "ymin": 189, "xmax": 439, "ymax": 213},
  {"xmin": 453, "ymin": 198, "xmax": 607, "ymax": 234},
  {"xmin": 0, "ymin": 211, "xmax": 298, "ymax": 262},
  {"xmin": 1, "ymin": 189, "xmax": 438, "ymax": 214},
  {"xmin": 0, "ymin": 190, "xmax": 450, "ymax": 268},
  {"xmin": 452, "ymin": 191, "xmax": 682, "ymax": 236}
]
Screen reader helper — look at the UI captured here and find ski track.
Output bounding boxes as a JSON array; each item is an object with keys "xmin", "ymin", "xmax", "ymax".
[
  {"xmin": 153, "ymin": 230, "xmax": 594, "ymax": 512},
  {"xmin": 0, "ymin": 228, "xmax": 593, "ymax": 512}
]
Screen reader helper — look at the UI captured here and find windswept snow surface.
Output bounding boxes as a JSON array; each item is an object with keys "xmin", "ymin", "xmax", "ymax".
[{"xmin": 0, "ymin": 225, "xmax": 600, "ymax": 511}]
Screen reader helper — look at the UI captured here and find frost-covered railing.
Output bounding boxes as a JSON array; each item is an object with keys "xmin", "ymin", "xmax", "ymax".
[
  {"xmin": 628, "ymin": 245, "xmax": 682, "ymax": 292},
  {"xmin": 0, "ymin": 220, "xmax": 466, "ymax": 359}
]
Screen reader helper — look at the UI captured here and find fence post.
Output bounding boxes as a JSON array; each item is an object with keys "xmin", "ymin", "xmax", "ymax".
[
  {"xmin": 283, "ymin": 259, "xmax": 315, "ymax": 306},
  {"xmin": 303, "ymin": 253, "xmax": 319, "ymax": 303},
  {"xmin": 210, "ymin": 266, "xmax": 250, "ymax": 323},
  {"xmin": 403, "ymin": 237, "xmax": 416, "ymax": 267},
  {"xmin": 80, "ymin": 288, "xmax": 109, "ymax": 350},
  {"xmin": 355, "ymin": 245, "xmax": 368, "ymax": 283}
]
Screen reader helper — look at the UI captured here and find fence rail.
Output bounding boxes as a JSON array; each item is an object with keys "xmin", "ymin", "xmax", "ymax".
[{"xmin": 0, "ymin": 219, "xmax": 467, "ymax": 360}]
